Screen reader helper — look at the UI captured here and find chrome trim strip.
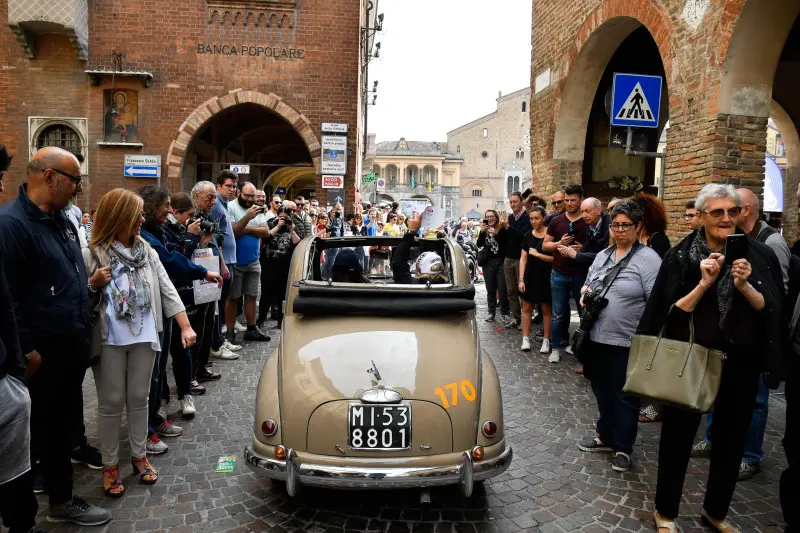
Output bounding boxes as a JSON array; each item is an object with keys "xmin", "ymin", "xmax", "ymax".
[{"xmin": 244, "ymin": 444, "xmax": 512, "ymax": 492}]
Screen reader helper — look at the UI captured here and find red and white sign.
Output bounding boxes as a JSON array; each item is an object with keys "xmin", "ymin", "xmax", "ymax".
[{"xmin": 322, "ymin": 175, "xmax": 344, "ymax": 189}]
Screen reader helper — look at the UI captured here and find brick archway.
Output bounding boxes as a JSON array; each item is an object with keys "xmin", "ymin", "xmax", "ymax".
[
  {"xmin": 165, "ymin": 88, "xmax": 321, "ymax": 186},
  {"xmin": 549, "ymin": 0, "xmax": 673, "ymax": 165}
]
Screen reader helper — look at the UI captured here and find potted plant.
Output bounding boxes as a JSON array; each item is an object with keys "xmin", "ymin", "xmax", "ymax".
[{"xmin": 603, "ymin": 175, "xmax": 644, "ymax": 193}]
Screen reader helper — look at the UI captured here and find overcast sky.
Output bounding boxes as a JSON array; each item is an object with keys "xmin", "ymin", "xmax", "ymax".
[{"xmin": 367, "ymin": 0, "xmax": 532, "ymax": 143}]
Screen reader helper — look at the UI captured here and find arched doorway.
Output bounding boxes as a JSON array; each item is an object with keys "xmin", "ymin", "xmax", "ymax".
[{"xmin": 166, "ymin": 90, "xmax": 320, "ymax": 194}]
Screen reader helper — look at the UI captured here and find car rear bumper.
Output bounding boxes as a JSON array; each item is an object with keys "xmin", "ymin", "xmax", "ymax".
[{"xmin": 243, "ymin": 439, "xmax": 512, "ymax": 497}]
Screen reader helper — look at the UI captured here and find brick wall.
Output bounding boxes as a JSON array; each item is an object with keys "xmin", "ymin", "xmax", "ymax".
[
  {"xmin": 0, "ymin": 0, "xmax": 363, "ymax": 210},
  {"xmin": 531, "ymin": 0, "xmax": 799, "ymax": 242}
]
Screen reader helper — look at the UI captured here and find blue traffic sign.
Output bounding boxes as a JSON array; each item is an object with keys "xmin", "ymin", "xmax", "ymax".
[
  {"xmin": 124, "ymin": 165, "xmax": 159, "ymax": 178},
  {"xmin": 610, "ymin": 73, "xmax": 662, "ymax": 128}
]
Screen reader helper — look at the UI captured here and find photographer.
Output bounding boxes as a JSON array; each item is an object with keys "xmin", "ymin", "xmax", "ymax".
[
  {"xmin": 576, "ymin": 199, "xmax": 661, "ymax": 474},
  {"xmin": 261, "ymin": 207, "xmax": 301, "ymax": 327}
]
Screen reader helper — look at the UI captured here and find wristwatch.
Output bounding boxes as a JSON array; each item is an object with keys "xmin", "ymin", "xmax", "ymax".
[{"xmin": 87, "ymin": 279, "xmax": 97, "ymax": 293}]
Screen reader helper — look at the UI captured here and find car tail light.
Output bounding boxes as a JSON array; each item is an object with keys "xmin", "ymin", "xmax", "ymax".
[
  {"xmin": 274, "ymin": 445, "xmax": 286, "ymax": 460},
  {"xmin": 471, "ymin": 445, "xmax": 484, "ymax": 461},
  {"xmin": 481, "ymin": 421, "xmax": 498, "ymax": 438},
  {"xmin": 261, "ymin": 419, "xmax": 278, "ymax": 436}
]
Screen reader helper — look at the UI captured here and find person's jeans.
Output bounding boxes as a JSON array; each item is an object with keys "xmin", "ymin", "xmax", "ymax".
[
  {"xmin": 705, "ymin": 374, "xmax": 768, "ymax": 464},
  {"xmin": 585, "ymin": 340, "xmax": 640, "ymax": 455},
  {"xmin": 190, "ymin": 303, "xmax": 215, "ymax": 378},
  {"xmin": 550, "ymin": 270, "xmax": 585, "ymax": 349},
  {"xmin": 322, "ymin": 248, "xmax": 339, "ymax": 279},
  {"xmin": 212, "ymin": 274, "xmax": 232, "ymax": 350},
  {"xmin": 169, "ymin": 313, "xmax": 193, "ymax": 399},
  {"xmin": 484, "ymin": 257, "xmax": 509, "ymax": 316},
  {"xmin": 148, "ymin": 316, "xmax": 172, "ymax": 433}
]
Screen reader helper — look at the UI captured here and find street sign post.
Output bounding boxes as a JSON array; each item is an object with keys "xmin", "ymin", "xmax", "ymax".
[
  {"xmin": 124, "ymin": 154, "xmax": 161, "ymax": 178},
  {"xmin": 321, "ymin": 122, "xmax": 348, "ymax": 134},
  {"xmin": 275, "ymin": 187, "xmax": 287, "ymax": 196},
  {"xmin": 326, "ymin": 187, "xmax": 344, "ymax": 207},
  {"xmin": 229, "ymin": 164, "xmax": 250, "ymax": 174},
  {"xmin": 321, "ymin": 136, "xmax": 347, "ymax": 174},
  {"xmin": 610, "ymin": 73, "xmax": 662, "ymax": 129},
  {"xmin": 322, "ymin": 175, "xmax": 344, "ymax": 189}
]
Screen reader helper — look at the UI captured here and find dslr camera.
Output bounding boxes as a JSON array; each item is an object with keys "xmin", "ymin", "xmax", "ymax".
[
  {"xmin": 570, "ymin": 290, "xmax": 609, "ymax": 359},
  {"xmin": 189, "ymin": 213, "xmax": 219, "ymax": 234}
]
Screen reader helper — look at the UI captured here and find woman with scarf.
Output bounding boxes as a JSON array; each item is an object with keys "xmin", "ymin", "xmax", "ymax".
[
  {"xmin": 478, "ymin": 209, "xmax": 509, "ymax": 322},
  {"xmin": 637, "ymin": 184, "xmax": 783, "ymax": 533},
  {"xmin": 83, "ymin": 189, "xmax": 196, "ymax": 498}
]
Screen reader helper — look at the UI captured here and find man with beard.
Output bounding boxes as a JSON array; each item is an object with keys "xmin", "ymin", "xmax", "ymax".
[{"xmin": 227, "ymin": 182, "xmax": 270, "ymax": 342}]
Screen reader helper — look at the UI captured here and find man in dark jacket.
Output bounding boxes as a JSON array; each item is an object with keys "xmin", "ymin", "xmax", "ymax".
[
  {"xmin": 501, "ymin": 191, "xmax": 532, "ymax": 328},
  {"xmin": 392, "ymin": 215, "xmax": 448, "ymax": 285},
  {"xmin": 0, "ymin": 147, "xmax": 110, "ymax": 526},
  {"xmin": 557, "ymin": 197, "xmax": 610, "ymax": 267}
]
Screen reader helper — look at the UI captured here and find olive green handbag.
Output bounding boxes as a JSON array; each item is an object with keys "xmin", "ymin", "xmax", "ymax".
[{"xmin": 624, "ymin": 309, "xmax": 726, "ymax": 413}]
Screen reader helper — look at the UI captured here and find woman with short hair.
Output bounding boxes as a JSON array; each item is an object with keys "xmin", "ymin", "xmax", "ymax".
[
  {"xmin": 638, "ymin": 184, "xmax": 783, "ymax": 533},
  {"xmin": 84, "ymin": 188, "xmax": 196, "ymax": 497},
  {"xmin": 576, "ymin": 200, "xmax": 661, "ymax": 473}
]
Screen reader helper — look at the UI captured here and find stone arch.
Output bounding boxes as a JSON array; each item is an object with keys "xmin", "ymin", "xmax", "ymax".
[
  {"xmin": 773, "ymin": 100, "xmax": 800, "ymax": 241},
  {"xmin": 165, "ymin": 89, "xmax": 321, "ymax": 185},
  {"xmin": 716, "ymin": 0, "xmax": 800, "ymax": 117},
  {"xmin": 551, "ymin": 0, "xmax": 672, "ymax": 162}
]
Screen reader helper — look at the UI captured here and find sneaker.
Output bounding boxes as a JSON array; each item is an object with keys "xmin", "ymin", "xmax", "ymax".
[
  {"xmin": 155, "ymin": 420, "xmax": 183, "ymax": 438},
  {"xmin": 180, "ymin": 396, "xmax": 196, "ymax": 416},
  {"xmin": 612, "ymin": 453, "xmax": 632, "ymax": 472},
  {"xmin": 484, "ymin": 314, "xmax": 496, "ymax": 322},
  {"xmin": 565, "ymin": 345, "xmax": 575, "ymax": 356},
  {"xmin": 244, "ymin": 327, "xmax": 271, "ymax": 342},
  {"xmin": 738, "ymin": 461, "xmax": 760, "ymax": 480},
  {"xmin": 197, "ymin": 369, "xmax": 221, "ymax": 382},
  {"xmin": 47, "ymin": 497, "xmax": 111, "ymax": 526},
  {"xmin": 540, "ymin": 339, "xmax": 551, "ymax": 354},
  {"xmin": 548, "ymin": 350, "xmax": 561, "ymax": 363},
  {"xmin": 146, "ymin": 434, "xmax": 168, "ymax": 455},
  {"xmin": 70, "ymin": 445, "xmax": 103, "ymax": 470},
  {"xmin": 578, "ymin": 438, "xmax": 613, "ymax": 453},
  {"xmin": 210, "ymin": 346, "xmax": 240, "ymax": 360},
  {"xmin": 189, "ymin": 380, "xmax": 207, "ymax": 395},
  {"xmin": 691, "ymin": 440, "xmax": 712, "ymax": 458},
  {"xmin": 157, "ymin": 400, "xmax": 168, "ymax": 421},
  {"xmin": 234, "ymin": 322, "xmax": 247, "ymax": 333},
  {"xmin": 521, "ymin": 337, "xmax": 531, "ymax": 352},
  {"xmin": 223, "ymin": 340, "xmax": 242, "ymax": 352}
]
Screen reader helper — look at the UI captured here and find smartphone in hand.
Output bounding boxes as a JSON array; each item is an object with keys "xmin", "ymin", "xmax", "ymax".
[{"xmin": 724, "ymin": 234, "xmax": 749, "ymax": 265}]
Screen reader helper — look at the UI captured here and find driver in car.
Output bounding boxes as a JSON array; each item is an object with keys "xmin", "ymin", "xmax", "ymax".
[{"xmin": 391, "ymin": 214, "xmax": 448, "ymax": 285}]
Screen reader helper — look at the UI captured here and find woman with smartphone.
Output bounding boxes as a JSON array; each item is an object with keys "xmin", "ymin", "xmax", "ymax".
[
  {"xmin": 477, "ymin": 210, "xmax": 509, "ymax": 322},
  {"xmin": 637, "ymin": 183, "xmax": 783, "ymax": 533}
]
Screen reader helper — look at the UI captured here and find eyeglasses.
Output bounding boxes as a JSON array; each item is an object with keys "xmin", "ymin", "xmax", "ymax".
[
  {"xmin": 221, "ymin": 183, "xmax": 237, "ymax": 190},
  {"xmin": 703, "ymin": 207, "xmax": 741, "ymax": 220},
  {"xmin": 272, "ymin": 200, "xmax": 281, "ymax": 204},
  {"xmin": 48, "ymin": 167, "xmax": 82, "ymax": 186},
  {"xmin": 609, "ymin": 222, "xmax": 636, "ymax": 232},
  {"xmin": 683, "ymin": 213, "xmax": 697, "ymax": 220},
  {"xmin": 552, "ymin": 200, "xmax": 564, "ymax": 206}
]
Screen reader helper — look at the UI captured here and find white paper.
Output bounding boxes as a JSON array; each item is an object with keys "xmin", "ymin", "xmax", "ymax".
[
  {"xmin": 192, "ymin": 248, "xmax": 222, "ymax": 305},
  {"xmin": 399, "ymin": 199, "xmax": 429, "ymax": 218},
  {"xmin": 420, "ymin": 206, "xmax": 445, "ymax": 231}
]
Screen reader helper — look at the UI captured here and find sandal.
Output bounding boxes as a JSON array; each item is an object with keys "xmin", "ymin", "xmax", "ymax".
[
  {"xmin": 700, "ymin": 508, "xmax": 740, "ymax": 533},
  {"xmin": 131, "ymin": 456, "xmax": 159, "ymax": 485},
  {"xmin": 653, "ymin": 511, "xmax": 678, "ymax": 532},
  {"xmin": 103, "ymin": 465, "xmax": 125, "ymax": 497}
]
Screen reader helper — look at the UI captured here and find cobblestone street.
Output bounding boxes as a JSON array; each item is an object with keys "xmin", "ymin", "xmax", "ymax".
[{"xmin": 36, "ymin": 285, "xmax": 788, "ymax": 533}]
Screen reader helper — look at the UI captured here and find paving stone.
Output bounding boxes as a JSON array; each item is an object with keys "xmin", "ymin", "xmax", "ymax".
[{"xmin": 33, "ymin": 286, "xmax": 788, "ymax": 533}]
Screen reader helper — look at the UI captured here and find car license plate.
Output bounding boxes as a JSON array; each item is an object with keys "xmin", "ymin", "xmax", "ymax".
[{"xmin": 348, "ymin": 403, "xmax": 411, "ymax": 450}]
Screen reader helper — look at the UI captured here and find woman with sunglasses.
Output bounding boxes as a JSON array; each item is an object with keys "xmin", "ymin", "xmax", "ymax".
[
  {"xmin": 637, "ymin": 184, "xmax": 783, "ymax": 533},
  {"xmin": 83, "ymin": 189, "xmax": 196, "ymax": 497}
]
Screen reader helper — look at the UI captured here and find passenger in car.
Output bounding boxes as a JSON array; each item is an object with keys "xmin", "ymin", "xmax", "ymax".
[
  {"xmin": 329, "ymin": 248, "xmax": 370, "ymax": 284},
  {"xmin": 391, "ymin": 215, "xmax": 448, "ymax": 285}
]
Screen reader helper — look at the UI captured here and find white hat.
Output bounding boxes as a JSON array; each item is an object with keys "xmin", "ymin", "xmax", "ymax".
[{"xmin": 415, "ymin": 251, "xmax": 445, "ymax": 280}]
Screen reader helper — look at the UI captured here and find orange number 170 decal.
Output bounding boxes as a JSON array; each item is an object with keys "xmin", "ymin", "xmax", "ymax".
[{"xmin": 434, "ymin": 380, "xmax": 476, "ymax": 408}]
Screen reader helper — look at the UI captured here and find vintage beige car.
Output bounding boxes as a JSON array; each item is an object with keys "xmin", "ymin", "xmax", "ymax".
[{"xmin": 244, "ymin": 234, "xmax": 512, "ymax": 497}]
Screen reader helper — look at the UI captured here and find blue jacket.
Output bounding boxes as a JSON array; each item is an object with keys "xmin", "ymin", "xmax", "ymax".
[
  {"xmin": 0, "ymin": 185, "xmax": 91, "ymax": 361},
  {"xmin": 210, "ymin": 195, "xmax": 237, "ymax": 267},
  {"xmin": 140, "ymin": 224, "xmax": 208, "ymax": 284}
]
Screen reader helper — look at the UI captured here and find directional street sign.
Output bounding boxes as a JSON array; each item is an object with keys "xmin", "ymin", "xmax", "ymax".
[
  {"xmin": 326, "ymin": 187, "xmax": 344, "ymax": 207},
  {"xmin": 322, "ymin": 175, "xmax": 344, "ymax": 189},
  {"xmin": 124, "ymin": 154, "xmax": 161, "ymax": 178},
  {"xmin": 610, "ymin": 73, "xmax": 662, "ymax": 128}
]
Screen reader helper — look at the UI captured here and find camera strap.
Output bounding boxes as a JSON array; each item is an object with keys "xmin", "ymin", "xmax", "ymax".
[{"xmin": 596, "ymin": 240, "xmax": 642, "ymax": 298}]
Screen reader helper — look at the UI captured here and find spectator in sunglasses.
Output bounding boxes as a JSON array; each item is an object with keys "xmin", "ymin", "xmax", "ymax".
[{"xmin": 546, "ymin": 191, "xmax": 566, "ymax": 224}]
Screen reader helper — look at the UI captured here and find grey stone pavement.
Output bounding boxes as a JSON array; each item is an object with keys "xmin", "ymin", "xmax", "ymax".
[{"xmin": 28, "ymin": 284, "xmax": 788, "ymax": 533}]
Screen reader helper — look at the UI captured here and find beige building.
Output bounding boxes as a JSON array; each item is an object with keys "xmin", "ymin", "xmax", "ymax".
[
  {"xmin": 360, "ymin": 137, "xmax": 463, "ymax": 220},
  {"xmin": 447, "ymin": 88, "xmax": 532, "ymax": 216}
]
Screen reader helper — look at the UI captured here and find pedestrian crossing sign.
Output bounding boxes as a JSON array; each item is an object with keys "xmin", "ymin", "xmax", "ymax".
[{"xmin": 610, "ymin": 73, "xmax": 662, "ymax": 128}]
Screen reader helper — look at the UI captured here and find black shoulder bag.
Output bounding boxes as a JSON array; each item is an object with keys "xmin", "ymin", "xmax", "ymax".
[{"xmin": 571, "ymin": 241, "xmax": 641, "ymax": 362}]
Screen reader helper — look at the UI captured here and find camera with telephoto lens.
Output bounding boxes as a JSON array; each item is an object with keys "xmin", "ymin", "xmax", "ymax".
[
  {"xmin": 280, "ymin": 206, "xmax": 294, "ymax": 216},
  {"xmin": 578, "ymin": 291, "xmax": 609, "ymax": 328}
]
